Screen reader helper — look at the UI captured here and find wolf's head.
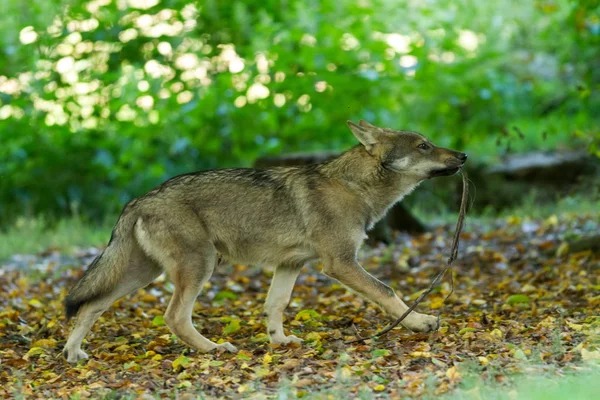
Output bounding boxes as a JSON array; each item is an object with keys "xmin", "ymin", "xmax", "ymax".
[{"xmin": 347, "ymin": 120, "xmax": 467, "ymax": 180}]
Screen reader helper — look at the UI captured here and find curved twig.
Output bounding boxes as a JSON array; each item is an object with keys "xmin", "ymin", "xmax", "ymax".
[{"xmin": 347, "ymin": 170, "xmax": 469, "ymax": 343}]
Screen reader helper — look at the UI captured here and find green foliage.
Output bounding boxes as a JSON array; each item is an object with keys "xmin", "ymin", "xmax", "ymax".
[
  {"xmin": 447, "ymin": 364, "xmax": 600, "ymax": 400},
  {"xmin": 0, "ymin": 0, "xmax": 598, "ymax": 221}
]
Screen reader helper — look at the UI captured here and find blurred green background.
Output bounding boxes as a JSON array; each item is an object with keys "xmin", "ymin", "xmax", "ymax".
[{"xmin": 0, "ymin": 0, "xmax": 598, "ymax": 223}]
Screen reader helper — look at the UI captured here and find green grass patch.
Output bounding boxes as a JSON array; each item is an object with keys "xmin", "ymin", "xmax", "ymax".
[
  {"xmin": 0, "ymin": 216, "xmax": 112, "ymax": 261},
  {"xmin": 446, "ymin": 363, "xmax": 600, "ymax": 400},
  {"xmin": 412, "ymin": 188, "xmax": 600, "ymax": 227},
  {"xmin": 479, "ymin": 190, "xmax": 600, "ymax": 221}
]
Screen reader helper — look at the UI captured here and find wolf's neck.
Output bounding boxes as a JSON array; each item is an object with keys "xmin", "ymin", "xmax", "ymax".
[{"xmin": 319, "ymin": 146, "xmax": 422, "ymax": 228}]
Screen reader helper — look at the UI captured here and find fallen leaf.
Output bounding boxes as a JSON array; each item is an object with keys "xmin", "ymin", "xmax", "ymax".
[
  {"xmin": 152, "ymin": 315, "xmax": 166, "ymax": 327},
  {"xmin": 506, "ymin": 294, "xmax": 531, "ymax": 305}
]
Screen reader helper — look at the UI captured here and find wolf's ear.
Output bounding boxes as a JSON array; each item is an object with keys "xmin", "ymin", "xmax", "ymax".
[
  {"xmin": 347, "ymin": 120, "xmax": 380, "ymax": 153},
  {"xmin": 358, "ymin": 120, "xmax": 379, "ymax": 130}
]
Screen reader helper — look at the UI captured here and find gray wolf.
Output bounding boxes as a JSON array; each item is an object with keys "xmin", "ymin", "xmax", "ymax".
[{"xmin": 63, "ymin": 120, "xmax": 467, "ymax": 362}]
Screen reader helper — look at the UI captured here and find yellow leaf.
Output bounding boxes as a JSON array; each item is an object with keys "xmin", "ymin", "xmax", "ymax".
[
  {"xmin": 255, "ymin": 367, "xmax": 270, "ymax": 378},
  {"xmin": 588, "ymin": 296, "xmax": 600, "ymax": 306},
  {"xmin": 236, "ymin": 350, "xmax": 253, "ymax": 361},
  {"xmin": 294, "ymin": 309, "xmax": 320, "ymax": 321},
  {"xmin": 32, "ymin": 339, "xmax": 57, "ymax": 348},
  {"xmin": 28, "ymin": 299, "xmax": 42, "ymax": 308},
  {"xmin": 238, "ymin": 384, "xmax": 250, "ymax": 393},
  {"xmin": 410, "ymin": 351, "xmax": 432, "ymax": 358},
  {"xmin": 339, "ymin": 367, "xmax": 352, "ymax": 379},
  {"xmin": 263, "ymin": 353, "xmax": 272, "ymax": 365},
  {"xmin": 540, "ymin": 316, "xmax": 556, "ymax": 328},
  {"xmin": 141, "ymin": 293, "xmax": 157, "ymax": 302},
  {"xmin": 173, "ymin": 355, "xmax": 190, "ymax": 371},
  {"xmin": 582, "ymin": 348, "xmax": 600, "ymax": 361},
  {"xmin": 305, "ymin": 332, "xmax": 321, "ymax": 341},
  {"xmin": 556, "ymin": 242, "xmax": 570, "ymax": 257},
  {"xmin": 507, "ymin": 215, "xmax": 522, "ymax": 225},
  {"xmin": 42, "ymin": 371, "xmax": 57, "ymax": 379},
  {"xmin": 409, "ymin": 289, "xmax": 427, "ymax": 301},
  {"xmin": 490, "ymin": 328, "xmax": 503, "ymax": 339},
  {"xmin": 429, "ymin": 297, "xmax": 445, "ymax": 309},
  {"xmin": 478, "ymin": 356, "xmax": 489, "ymax": 365},
  {"xmin": 373, "ymin": 384, "xmax": 385, "ymax": 392},
  {"xmin": 178, "ymin": 381, "xmax": 192, "ymax": 388},
  {"xmin": 177, "ymin": 371, "xmax": 192, "ymax": 380},
  {"xmin": 223, "ymin": 319, "xmax": 241, "ymax": 334},
  {"xmin": 446, "ymin": 366, "xmax": 461, "ymax": 381},
  {"xmin": 567, "ymin": 321, "xmax": 583, "ymax": 331},
  {"xmin": 521, "ymin": 284, "xmax": 536, "ymax": 293},
  {"xmin": 23, "ymin": 347, "xmax": 45, "ymax": 360},
  {"xmin": 545, "ymin": 215, "xmax": 558, "ymax": 227},
  {"xmin": 113, "ymin": 344, "xmax": 130, "ymax": 352}
]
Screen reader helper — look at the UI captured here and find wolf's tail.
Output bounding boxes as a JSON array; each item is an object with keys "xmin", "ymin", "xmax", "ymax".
[{"xmin": 65, "ymin": 212, "xmax": 137, "ymax": 319}]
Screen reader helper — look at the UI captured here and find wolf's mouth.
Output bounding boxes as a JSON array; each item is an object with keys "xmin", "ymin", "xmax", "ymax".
[{"xmin": 429, "ymin": 167, "xmax": 461, "ymax": 177}]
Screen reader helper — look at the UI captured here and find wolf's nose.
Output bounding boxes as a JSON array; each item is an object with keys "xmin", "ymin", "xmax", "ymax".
[{"xmin": 457, "ymin": 153, "xmax": 468, "ymax": 162}]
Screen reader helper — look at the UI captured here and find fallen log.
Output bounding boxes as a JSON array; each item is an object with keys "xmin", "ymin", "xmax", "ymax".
[{"xmin": 486, "ymin": 150, "xmax": 597, "ymax": 183}]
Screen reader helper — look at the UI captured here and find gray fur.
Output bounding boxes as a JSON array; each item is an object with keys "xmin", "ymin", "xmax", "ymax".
[{"xmin": 63, "ymin": 120, "xmax": 467, "ymax": 362}]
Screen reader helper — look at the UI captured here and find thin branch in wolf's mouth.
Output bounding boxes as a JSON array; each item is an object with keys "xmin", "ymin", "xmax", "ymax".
[{"xmin": 347, "ymin": 169, "xmax": 469, "ymax": 343}]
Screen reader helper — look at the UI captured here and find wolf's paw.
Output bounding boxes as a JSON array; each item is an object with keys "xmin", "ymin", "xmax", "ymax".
[
  {"xmin": 213, "ymin": 342, "xmax": 238, "ymax": 353},
  {"xmin": 271, "ymin": 334, "xmax": 303, "ymax": 345},
  {"xmin": 402, "ymin": 312, "xmax": 440, "ymax": 333},
  {"xmin": 63, "ymin": 348, "xmax": 89, "ymax": 363}
]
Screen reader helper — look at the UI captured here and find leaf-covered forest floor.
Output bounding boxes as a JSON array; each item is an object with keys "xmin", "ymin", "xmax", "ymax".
[{"xmin": 1, "ymin": 212, "xmax": 599, "ymax": 399}]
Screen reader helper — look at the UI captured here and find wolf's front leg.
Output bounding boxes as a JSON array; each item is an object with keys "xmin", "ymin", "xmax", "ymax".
[
  {"xmin": 264, "ymin": 264, "xmax": 303, "ymax": 344},
  {"xmin": 322, "ymin": 258, "xmax": 439, "ymax": 333}
]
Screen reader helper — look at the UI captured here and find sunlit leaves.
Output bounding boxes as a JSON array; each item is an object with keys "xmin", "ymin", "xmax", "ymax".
[
  {"xmin": 23, "ymin": 346, "xmax": 46, "ymax": 360},
  {"xmin": 223, "ymin": 319, "xmax": 242, "ymax": 335},
  {"xmin": 172, "ymin": 355, "xmax": 190, "ymax": 372},
  {"xmin": 31, "ymin": 338, "xmax": 57, "ymax": 348},
  {"xmin": 0, "ymin": 0, "xmax": 598, "ymax": 222},
  {"xmin": 0, "ymin": 213, "xmax": 598, "ymax": 397},
  {"xmin": 294, "ymin": 309, "xmax": 321, "ymax": 321}
]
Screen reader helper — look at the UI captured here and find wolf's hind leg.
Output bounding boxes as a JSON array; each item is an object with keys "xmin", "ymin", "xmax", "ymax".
[
  {"xmin": 63, "ymin": 255, "xmax": 161, "ymax": 363},
  {"xmin": 162, "ymin": 252, "xmax": 237, "ymax": 353},
  {"xmin": 265, "ymin": 264, "xmax": 303, "ymax": 345},
  {"xmin": 135, "ymin": 216, "xmax": 236, "ymax": 353}
]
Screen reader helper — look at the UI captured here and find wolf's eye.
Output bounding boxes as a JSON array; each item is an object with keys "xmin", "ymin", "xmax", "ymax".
[{"xmin": 417, "ymin": 143, "xmax": 430, "ymax": 150}]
